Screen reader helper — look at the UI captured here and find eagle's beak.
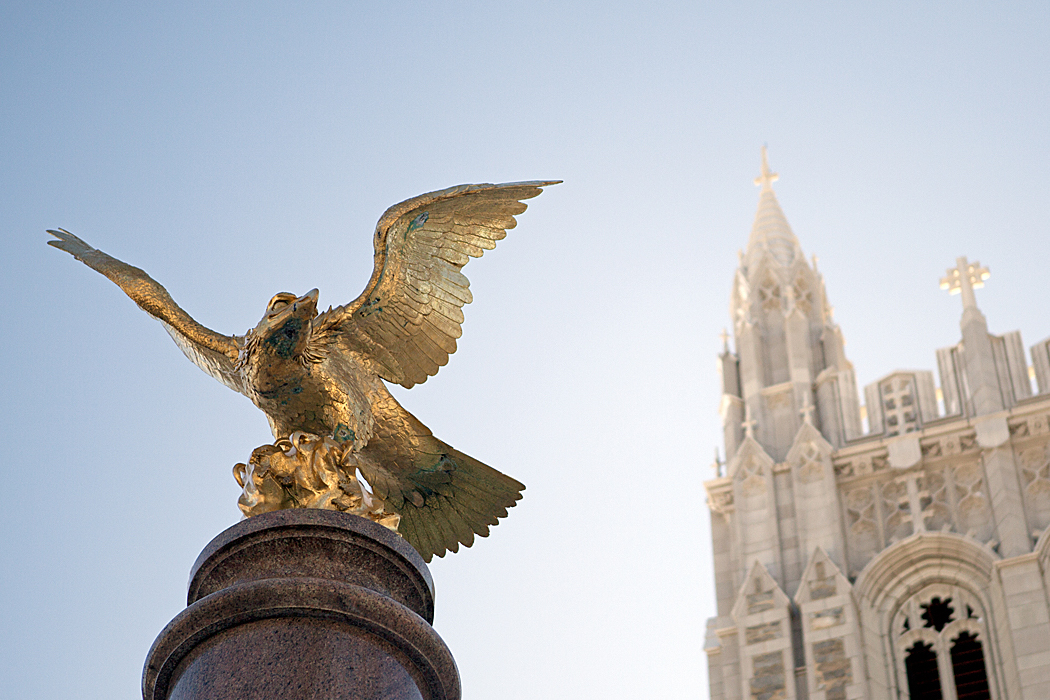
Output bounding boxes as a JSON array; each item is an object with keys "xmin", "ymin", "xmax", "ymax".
[
  {"xmin": 263, "ymin": 289, "xmax": 320, "ymax": 327},
  {"xmin": 294, "ymin": 289, "xmax": 319, "ymax": 314}
]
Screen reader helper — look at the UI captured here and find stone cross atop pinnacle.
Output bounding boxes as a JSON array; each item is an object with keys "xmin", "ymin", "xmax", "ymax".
[
  {"xmin": 940, "ymin": 256, "xmax": 990, "ymax": 311},
  {"xmin": 719, "ymin": 327, "xmax": 731, "ymax": 353},
  {"xmin": 754, "ymin": 145, "xmax": 779, "ymax": 192},
  {"xmin": 742, "ymin": 406, "xmax": 758, "ymax": 438},
  {"xmin": 800, "ymin": 396, "xmax": 816, "ymax": 425},
  {"xmin": 744, "ymin": 146, "xmax": 800, "ymax": 269}
]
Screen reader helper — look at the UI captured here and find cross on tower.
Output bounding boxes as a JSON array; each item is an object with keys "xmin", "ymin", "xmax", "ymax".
[
  {"xmin": 799, "ymin": 396, "xmax": 816, "ymax": 425},
  {"xmin": 754, "ymin": 145, "xmax": 779, "ymax": 192},
  {"xmin": 939, "ymin": 256, "xmax": 990, "ymax": 311},
  {"xmin": 894, "ymin": 472, "xmax": 933, "ymax": 534},
  {"xmin": 742, "ymin": 406, "xmax": 758, "ymax": 438},
  {"xmin": 718, "ymin": 327, "xmax": 730, "ymax": 353}
]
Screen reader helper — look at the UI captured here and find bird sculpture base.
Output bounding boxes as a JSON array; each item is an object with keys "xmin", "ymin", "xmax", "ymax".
[
  {"xmin": 233, "ymin": 432, "xmax": 401, "ymax": 532},
  {"xmin": 142, "ymin": 509, "xmax": 461, "ymax": 700}
]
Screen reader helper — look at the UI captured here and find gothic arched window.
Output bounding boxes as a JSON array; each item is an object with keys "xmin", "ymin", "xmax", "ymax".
[
  {"xmin": 893, "ymin": 586, "xmax": 995, "ymax": 700},
  {"xmin": 905, "ymin": 640, "xmax": 942, "ymax": 700},
  {"xmin": 951, "ymin": 631, "xmax": 991, "ymax": 700}
]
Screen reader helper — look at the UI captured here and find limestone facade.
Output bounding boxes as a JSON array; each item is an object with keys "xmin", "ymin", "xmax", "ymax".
[{"xmin": 704, "ymin": 150, "xmax": 1050, "ymax": 700}]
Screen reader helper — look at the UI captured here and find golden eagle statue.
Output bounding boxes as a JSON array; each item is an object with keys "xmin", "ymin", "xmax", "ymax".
[{"xmin": 48, "ymin": 180, "xmax": 558, "ymax": 561}]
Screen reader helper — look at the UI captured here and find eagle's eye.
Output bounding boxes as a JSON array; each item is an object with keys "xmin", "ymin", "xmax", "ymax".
[{"xmin": 267, "ymin": 293, "xmax": 296, "ymax": 315}]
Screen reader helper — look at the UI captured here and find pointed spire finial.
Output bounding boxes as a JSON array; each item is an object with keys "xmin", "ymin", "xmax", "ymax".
[
  {"xmin": 754, "ymin": 145, "xmax": 779, "ymax": 192},
  {"xmin": 940, "ymin": 256, "xmax": 989, "ymax": 311},
  {"xmin": 744, "ymin": 146, "xmax": 799, "ymax": 269},
  {"xmin": 719, "ymin": 327, "xmax": 730, "ymax": 353}
]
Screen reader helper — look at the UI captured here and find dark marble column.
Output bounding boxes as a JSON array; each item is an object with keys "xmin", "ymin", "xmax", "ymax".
[{"xmin": 143, "ymin": 509, "xmax": 461, "ymax": 700}]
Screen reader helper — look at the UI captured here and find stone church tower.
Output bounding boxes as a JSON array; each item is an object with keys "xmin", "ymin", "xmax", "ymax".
[{"xmin": 704, "ymin": 150, "xmax": 1050, "ymax": 700}]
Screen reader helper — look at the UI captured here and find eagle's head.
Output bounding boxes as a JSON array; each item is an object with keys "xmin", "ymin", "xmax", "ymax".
[{"xmin": 238, "ymin": 289, "xmax": 322, "ymax": 371}]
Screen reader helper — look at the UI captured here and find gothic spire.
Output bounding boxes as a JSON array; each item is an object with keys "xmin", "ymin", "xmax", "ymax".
[
  {"xmin": 724, "ymin": 148, "xmax": 864, "ymax": 459},
  {"xmin": 744, "ymin": 147, "xmax": 803, "ymax": 273}
]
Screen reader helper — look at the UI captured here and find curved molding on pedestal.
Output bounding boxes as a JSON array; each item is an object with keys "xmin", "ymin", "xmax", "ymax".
[
  {"xmin": 188, "ymin": 509, "xmax": 434, "ymax": 621},
  {"xmin": 143, "ymin": 578, "xmax": 461, "ymax": 700}
]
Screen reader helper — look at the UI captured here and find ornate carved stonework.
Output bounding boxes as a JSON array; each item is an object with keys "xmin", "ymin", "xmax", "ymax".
[
  {"xmin": 1010, "ymin": 420, "xmax": 1031, "ymax": 438},
  {"xmin": 1018, "ymin": 443, "xmax": 1050, "ymax": 534},
  {"xmin": 921, "ymin": 439, "xmax": 942, "ymax": 458},
  {"xmin": 708, "ymin": 489, "xmax": 735, "ymax": 514}
]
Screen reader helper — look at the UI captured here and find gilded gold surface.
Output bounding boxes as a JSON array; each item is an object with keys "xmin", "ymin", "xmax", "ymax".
[
  {"xmin": 234, "ymin": 431, "xmax": 401, "ymax": 531},
  {"xmin": 48, "ymin": 180, "xmax": 559, "ymax": 561}
]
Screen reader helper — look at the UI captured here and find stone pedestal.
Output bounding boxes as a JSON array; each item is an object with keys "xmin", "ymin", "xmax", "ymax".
[{"xmin": 143, "ymin": 509, "xmax": 461, "ymax": 700}]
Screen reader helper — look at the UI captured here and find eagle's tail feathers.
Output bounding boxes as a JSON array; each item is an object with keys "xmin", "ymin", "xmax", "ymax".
[{"xmin": 398, "ymin": 447, "xmax": 523, "ymax": 562}]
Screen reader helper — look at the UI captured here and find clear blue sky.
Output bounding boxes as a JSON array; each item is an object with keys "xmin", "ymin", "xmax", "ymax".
[{"xmin": 2, "ymin": 2, "xmax": 1049, "ymax": 698}]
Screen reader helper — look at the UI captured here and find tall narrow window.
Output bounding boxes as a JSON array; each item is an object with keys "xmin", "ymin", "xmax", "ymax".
[
  {"xmin": 905, "ymin": 641, "xmax": 942, "ymax": 700},
  {"xmin": 950, "ymin": 632, "xmax": 991, "ymax": 700}
]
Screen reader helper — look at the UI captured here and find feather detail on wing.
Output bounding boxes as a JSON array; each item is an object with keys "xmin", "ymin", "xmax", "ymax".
[
  {"xmin": 362, "ymin": 444, "xmax": 523, "ymax": 563},
  {"xmin": 160, "ymin": 322, "xmax": 246, "ymax": 394},
  {"xmin": 45, "ymin": 229, "xmax": 246, "ymax": 395},
  {"xmin": 321, "ymin": 181, "xmax": 559, "ymax": 388},
  {"xmin": 354, "ymin": 391, "xmax": 524, "ymax": 562}
]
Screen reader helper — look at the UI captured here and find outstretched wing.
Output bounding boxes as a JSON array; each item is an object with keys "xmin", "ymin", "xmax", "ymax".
[
  {"xmin": 47, "ymin": 229, "xmax": 246, "ymax": 394},
  {"xmin": 320, "ymin": 181, "xmax": 559, "ymax": 388}
]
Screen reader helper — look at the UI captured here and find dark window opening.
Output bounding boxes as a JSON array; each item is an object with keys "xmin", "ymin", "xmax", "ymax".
[
  {"xmin": 905, "ymin": 641, "xmax": 943, "ymax": 700},
  {"xmin": 921, "ymin": 597, "xmax": 954, "ymax": 632},
  {"xmin": 951, "ymin": 632, "xmax": 991, "ymax": 700}
]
